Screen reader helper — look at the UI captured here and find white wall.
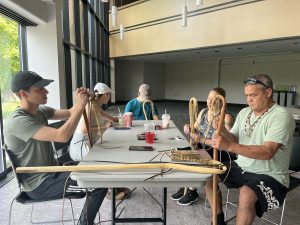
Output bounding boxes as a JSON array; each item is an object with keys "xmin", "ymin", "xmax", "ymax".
[
  {"xmin": 115, "ymin": 53, "xmax": 300, "ymax": 105},
  {"xmin": 144, "ymin": 62, "xmax": 165, "ymax": 100},
  {"xmin": 115, "ymin": 61, "xmax": 166, "ymax": 101},
  {"xmin": 115, "ymin": 60, "xmax": 144, "ymax": 101},
  {"xmin": 220, "ymin": 54, "xmax": 300, "ymax": 104},
  {"xmin": 165, "ymin": 59, "xmax": 219, "ymax": 101},
  {"xmin": 26, "ymin": 4, "xmax": 62, "ymax": 109},
  {"xmin": 165, "ymin": 54, "xmax": 300, "ymax": 104}
]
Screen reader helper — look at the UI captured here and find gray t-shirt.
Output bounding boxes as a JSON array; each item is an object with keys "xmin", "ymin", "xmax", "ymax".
[
  {"xmin": 231, "ymin": 104, "xmax": 295, "ymax": 187},
  {"xmin": 4, "ymin": 106, "xmax": 56, "ymax": 192}
]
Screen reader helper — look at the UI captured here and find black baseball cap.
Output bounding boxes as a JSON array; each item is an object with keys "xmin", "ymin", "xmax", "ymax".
[{"xmin": 11, "ymin": 71, "xmax": 54, "ymax": 92}]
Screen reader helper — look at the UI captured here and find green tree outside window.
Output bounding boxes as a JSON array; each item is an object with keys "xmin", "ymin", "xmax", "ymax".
[{"xmin": 0, "ymin": 14, "xmax": 20, "ymax": 119}]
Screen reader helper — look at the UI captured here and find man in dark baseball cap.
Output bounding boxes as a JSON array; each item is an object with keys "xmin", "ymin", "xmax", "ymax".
[
  {"xmin": 11, "ymin": 71, "xmax": 54, "ymax": 93},
  {"xmin": 4, "ymin": 71, "xmax": 108, "ymax": 225}
]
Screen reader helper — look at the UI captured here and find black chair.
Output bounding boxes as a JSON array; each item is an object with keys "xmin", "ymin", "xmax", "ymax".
[
  {"xmin": 224, "ymin": 136, "xmax": 300, "ymax": 225},
  {"xmin": 48, "ymin": 120, "xmax": 75, "ymax": 165},
  {"xmin": 4, "ymin": 147, "xmax": 86, "ymax": 225}
]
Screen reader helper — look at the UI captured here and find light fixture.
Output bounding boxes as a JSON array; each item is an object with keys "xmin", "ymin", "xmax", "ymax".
[
  {"xmin": 182, "ymin": 0, "xmax": 188, "ymax": 27},
  {"xmin": 120, "ymin": 24, "xmax": 124, "ymax": 40},
  {"xmin": 196, "ymin": 0, "xmax": 203, "ymax": 6},
  {"xmin": 101, "ymin": 0, "xmax": 108, "ymax": 2},
  {"xmin": 119, "ymin": 0, "xmax": 124, "ymax": 40},
  {"xmin": 111, "ymin": 4, "xmax": 117, "ymax": 27}
]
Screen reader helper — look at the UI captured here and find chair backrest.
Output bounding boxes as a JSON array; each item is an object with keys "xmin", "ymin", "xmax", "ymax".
[
  {"xmin": 48, "ymin": 120, "xmax": 73, "ymax": 164},
  {"xmin": 289, "ymin": 136, "xmax": 300, "ymax": 172},
  {"xmin": 3, "ymin": 147, "xmax": 23, "ymax": 190},
  {"xmin": 4, "ymin": 146, "xmax": 85, "ymax": 203},
  {"xmin": 48, "ymin": 120, "xmax": 72, "ymax": 150}
]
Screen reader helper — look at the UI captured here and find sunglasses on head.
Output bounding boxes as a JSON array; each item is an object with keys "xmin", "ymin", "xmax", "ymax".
[{"xmin": 244, "ymin": 78, "xmax": 270, "ymax": 89}]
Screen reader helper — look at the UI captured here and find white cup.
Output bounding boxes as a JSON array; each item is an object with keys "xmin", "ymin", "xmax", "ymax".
[{"xmin": 162, "ymin": 114, "xmax": 171, "ymax": 128}]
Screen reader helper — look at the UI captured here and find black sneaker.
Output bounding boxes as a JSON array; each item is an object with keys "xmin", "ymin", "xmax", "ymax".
[
  {"xmin": 170, "ymin": 187, "xmax": 185, "ymax": 200},
  {"xmin": 177, "ymin": 189, "xmax": 199, "ymax": 206}
]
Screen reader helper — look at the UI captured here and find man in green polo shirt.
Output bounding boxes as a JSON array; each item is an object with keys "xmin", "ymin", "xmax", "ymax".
[{"xmin": 205, "ymin": 74, "xmax": 295, "ymax": 225}]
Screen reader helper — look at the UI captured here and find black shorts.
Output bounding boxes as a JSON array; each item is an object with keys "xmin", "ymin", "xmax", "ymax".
[{"xmin": 219, "ymin": 161, "xmax": 288, "ymax": 217}]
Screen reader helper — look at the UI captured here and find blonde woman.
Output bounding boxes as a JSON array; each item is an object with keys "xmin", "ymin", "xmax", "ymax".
[{"xmin": 171, "ymin": 87, "xmax": 235, "ymax": 206}]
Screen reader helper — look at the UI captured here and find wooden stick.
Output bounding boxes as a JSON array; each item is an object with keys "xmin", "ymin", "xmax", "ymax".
[
  {"xmin": 82, "ymin": 108, "xmax": 93, "ymax": 148},
  {"xmin": 189, "ymin": 97, "xmax": 198, "ymax": 147},
  {"xmin": 16, "ymin": 163, "xmax": 227, "ymax": 174},
  {"xmin": 212, "ymin": 95, "xmax": 227, "ymax": 225}
]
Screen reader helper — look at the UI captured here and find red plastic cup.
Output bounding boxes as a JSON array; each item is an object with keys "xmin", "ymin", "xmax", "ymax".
[
  {"xmin": 124, "ymin": 112, "xmax": 133, "ymax": 127},
  {"xmin": 145, "ymin": 132, "xmax": 154, "ymax": 144}
]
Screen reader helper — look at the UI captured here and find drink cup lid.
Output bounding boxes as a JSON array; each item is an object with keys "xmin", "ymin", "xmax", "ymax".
[{"xmin": 162, "ymin": 114, "xmax": 170, "ymax": 118}]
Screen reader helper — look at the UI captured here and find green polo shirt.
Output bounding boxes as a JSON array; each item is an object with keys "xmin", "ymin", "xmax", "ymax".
[
  {"xmin": 4, "ymin": 106, "xmax": 56, "ymax": 192},
  {"xmin": 231, "ymin": 104, "xmax": 295, "ymax": 187}
]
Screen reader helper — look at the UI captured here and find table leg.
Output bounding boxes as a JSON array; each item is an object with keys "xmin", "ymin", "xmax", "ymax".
[
  {"xmin": 112, "ymin": 188, "xmax": 116, "ymax": 225},
  {"xmin": 162, "ymin": 187, "xmax": 167, "ymax": 225}
]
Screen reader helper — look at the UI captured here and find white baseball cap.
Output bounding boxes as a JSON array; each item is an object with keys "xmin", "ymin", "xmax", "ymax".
[{"xmin": 94, "ymin": 82, "xmax": 114, "ymax": 94}]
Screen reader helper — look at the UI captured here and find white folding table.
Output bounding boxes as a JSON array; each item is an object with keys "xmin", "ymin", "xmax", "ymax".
[{"xmin": 71, "ymin": 120, "xmax": 211, "ymax": 224}]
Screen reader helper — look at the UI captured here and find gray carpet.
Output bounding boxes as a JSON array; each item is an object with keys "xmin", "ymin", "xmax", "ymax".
[
  {"xmin": 1, "ymin": 179, "xmax": 300, "ymax": 225},
  {"xmin": 1, "ymin": 101, "xmax": 299, "ymax": 225}
]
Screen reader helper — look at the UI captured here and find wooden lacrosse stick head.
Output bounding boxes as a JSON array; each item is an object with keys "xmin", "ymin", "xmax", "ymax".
[
  {"xmin": 88, "ymin": 92, "xmax": 101, "ymax": 101},
  {"xmin": 189, "ymin": 97, "xmax": 198, "ymax": 147},
  {"xmin": 82, "ymin": 91, "xmax": 103, "ymax": 149},
  {"xmin": 210, "ymin": 94, "xmax": 227, "ymax": 225},
  {"xmin": 142, "ymin": 100, "xmax": 158, "ymax": 120},
  {"xmin": 210, "ymin": 94, "xmax": 226, "ymax": 161}
]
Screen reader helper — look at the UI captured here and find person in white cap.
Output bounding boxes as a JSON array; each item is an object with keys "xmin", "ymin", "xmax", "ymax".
[
  {"xmin": 70, "ymin": 82, "xmax": 132, "ymax": 201},
  {"xmin": 125, "ymin": 84, "xmax": 159, "ymax": 120},
  {"xmin": 69, "ymin": 82, "xmax": 117, "ymax": 161}
]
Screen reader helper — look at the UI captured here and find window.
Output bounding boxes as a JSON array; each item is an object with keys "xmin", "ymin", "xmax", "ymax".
[
  {"xmin": 0, "ymin": 4, "xmax": 32, "ymax": 180},
  {"xmin": 0, "ymin": 14, "xmax": 20, "ymax": 178},
  {"xmin": 62, "ymin": 0, "xmax": 110, "ymax": 108}
]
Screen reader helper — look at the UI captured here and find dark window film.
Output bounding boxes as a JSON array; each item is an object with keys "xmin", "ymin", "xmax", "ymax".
[{"xmin": 62, "ymin": 0, "xmax": 110, "ymax": 108}]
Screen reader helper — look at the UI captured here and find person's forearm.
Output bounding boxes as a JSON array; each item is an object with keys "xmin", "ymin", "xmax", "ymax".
[
  {"xmin": 57, "ymin": 104, "xmax": 85, "ymax": 142},
  {"xmin": 227, "ymin": 143, "xmax": 275, "ymax": 160},
  {"xmin": 101, "ymin": 110, "xmax": 118, "ymax": 122}
]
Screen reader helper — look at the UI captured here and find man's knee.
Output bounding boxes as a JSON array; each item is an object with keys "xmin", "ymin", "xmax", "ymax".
[{"xmin": 239, "ymin": 186, "xmax": 257, "ymax": 206}]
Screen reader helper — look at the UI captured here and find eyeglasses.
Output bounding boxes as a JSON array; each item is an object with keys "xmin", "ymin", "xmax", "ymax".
[{"xmin": 244, "ymin": 78, "xmax": 270, "ymax": 89}]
